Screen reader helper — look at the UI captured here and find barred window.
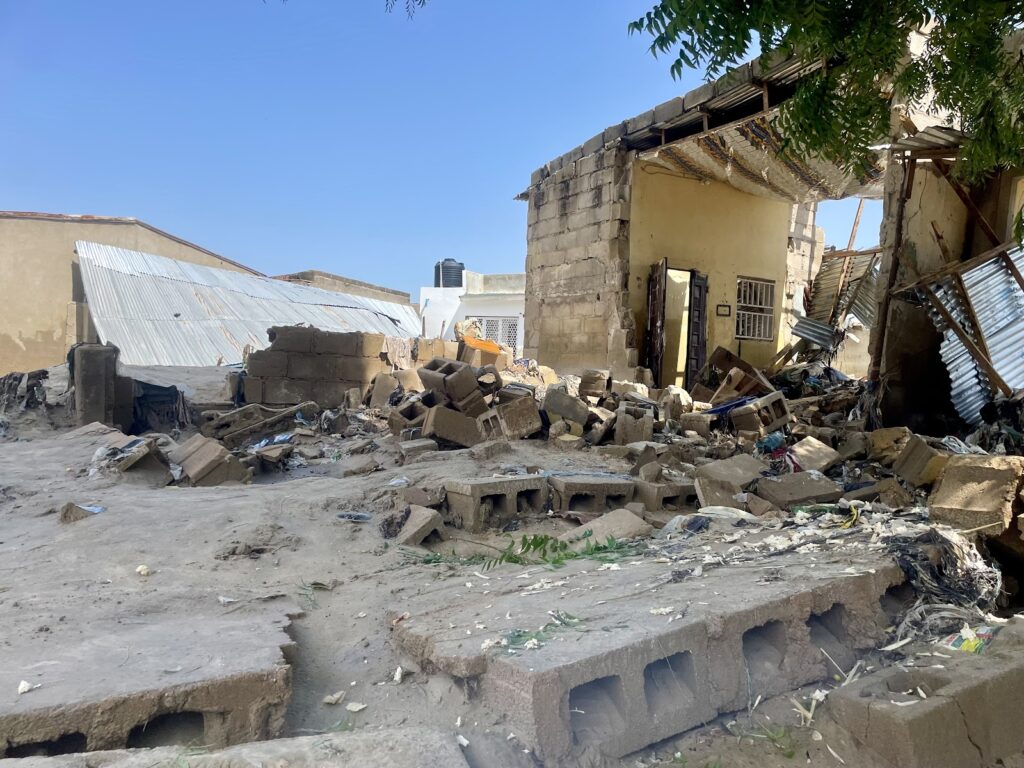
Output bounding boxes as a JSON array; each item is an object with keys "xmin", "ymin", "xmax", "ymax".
[
  {"xmin": 735, "ymin": 277, "xmax": 775, "ymax": 341},
  {"xmin": 469, "ymin": 316, "xmax": 519, "ymax": 351}
]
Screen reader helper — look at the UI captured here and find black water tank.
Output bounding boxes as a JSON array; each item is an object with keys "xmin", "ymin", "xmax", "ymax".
[{"xmin": 434, "ymin": 258, "xmax": 465, "ymax": 288}]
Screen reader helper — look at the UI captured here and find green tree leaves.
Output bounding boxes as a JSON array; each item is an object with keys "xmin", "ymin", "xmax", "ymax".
[{"xmin": 631, "ymin": 0, "xmax": 1024, "ymax": 183}]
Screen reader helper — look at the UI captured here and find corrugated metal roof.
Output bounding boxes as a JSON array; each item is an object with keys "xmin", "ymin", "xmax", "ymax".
[
  {"xmin": 792, "ymin": 315, "xmax": 843, "ymax": 349},
  {"xmin": 77, "ymin": 241, "xmax": 420, "ymax": 367},
  {"xmin": 888, "ymin": 126, "xmax": 966, "ymax": 154},
  {"xmin": 919, "ymin": 244, "xmax": 1024, "ymax": 424},
  {"xmin": 639, "ymin": 113, "xmax": 884, "ymax": 203},
  {"xmin": 808, "ymin": 249, "xmax": 881, "ymax": 327}
]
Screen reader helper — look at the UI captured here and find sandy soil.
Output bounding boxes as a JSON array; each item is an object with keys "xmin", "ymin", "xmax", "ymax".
[{"xmin": 0, "ymin": 384, "xmax": 1016, "ymax": 768}]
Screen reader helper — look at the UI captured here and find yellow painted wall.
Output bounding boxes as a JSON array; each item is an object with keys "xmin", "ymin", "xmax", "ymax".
[
  {"xmin": 662, "ymin": 268, "xmax": 691, "ymax": 387},
  {"xmin": 0, "ymin": 216, "xmax": 254, "ymax": 374},
  {"xmin": 628, "ymin": 161, "xmax": 792, "ymax": 369}
]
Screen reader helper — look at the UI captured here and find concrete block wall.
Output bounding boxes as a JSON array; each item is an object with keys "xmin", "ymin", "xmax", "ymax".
[
  {"xmin": 478, "ymin": 563, "xmax": 904, "ymax": 763},
  {"xmin": 524, "ymin": 142, "xmax": 636, "ymax": 374},
  {"xmin": 245, "ymin": 328, "xmax": 448, "ymax": 408}
]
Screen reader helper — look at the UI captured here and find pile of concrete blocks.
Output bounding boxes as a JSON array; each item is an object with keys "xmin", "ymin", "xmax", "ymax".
[
  {"xmin": 242, "ymin": 327, "xmax": 463, "ymax": 409},
  {"xmin": 542, "ymin": 372, "xmax": 667, "ymax": 448},
  {"xmin": 383, "ymin": 356, "xmax": 544, "ymax": 450}
]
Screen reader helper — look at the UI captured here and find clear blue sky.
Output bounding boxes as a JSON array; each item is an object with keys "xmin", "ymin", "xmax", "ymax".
[{"xmin": 0, "ymin": 1, "xmax": 880, "ymax": 296}]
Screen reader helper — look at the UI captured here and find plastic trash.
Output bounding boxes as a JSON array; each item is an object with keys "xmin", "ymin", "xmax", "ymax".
[{"xmin": 756, "ymin": 431, "xmax": 786, "ymax": 452}]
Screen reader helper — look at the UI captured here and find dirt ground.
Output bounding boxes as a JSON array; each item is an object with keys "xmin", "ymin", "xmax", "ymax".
[{"xmin": 0, "ymin": 378, "xmax": 1016, "ymax": 768}]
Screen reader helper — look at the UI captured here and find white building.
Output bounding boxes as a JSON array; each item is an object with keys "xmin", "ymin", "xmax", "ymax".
[{"xmin": 419, "ymin": 270, "xmax": 526, "ymax": 356}]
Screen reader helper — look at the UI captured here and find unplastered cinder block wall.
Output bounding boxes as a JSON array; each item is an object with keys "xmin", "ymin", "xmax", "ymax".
[
  {"xmin": 628, "ymin": 161, "xmax": 792, "ymax": 369},
  {"xmin": 523, "ymin": 143, "xmax": 634, "ymax": 374}
]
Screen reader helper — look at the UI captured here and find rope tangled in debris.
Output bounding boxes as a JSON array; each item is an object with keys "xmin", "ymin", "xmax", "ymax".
[{"xmin": 887, "ymin": 526, "xmax": 1003, "ymax": 641}]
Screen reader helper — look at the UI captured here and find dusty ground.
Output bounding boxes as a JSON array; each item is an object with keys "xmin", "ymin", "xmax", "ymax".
[{"xmin": 0, "ymin": 378, "xmax": 1018, "ymax": 768}]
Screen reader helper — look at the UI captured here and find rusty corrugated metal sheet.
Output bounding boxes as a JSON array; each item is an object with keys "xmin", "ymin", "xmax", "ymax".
[{"xmin": 77, "ymin": 241, "xmax": 419, "ymax": 367}]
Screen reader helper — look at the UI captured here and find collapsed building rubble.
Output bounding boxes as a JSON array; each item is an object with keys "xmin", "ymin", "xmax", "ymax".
[{"xmin": 6, "ymin": 317, "xmax": 1024, "ymax": 768}]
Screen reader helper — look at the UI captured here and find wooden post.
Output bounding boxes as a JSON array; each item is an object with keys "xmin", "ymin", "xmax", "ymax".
[
  {"xmin": 846, "ymin": 198, "xmax": 865, "ymax": 250},
  {"xmin": 1000, "ymin": 251, "xmax": 1024, "ymax": 294},
  {"xmin": 933, "ymin": 159, "xmax": 1001, "ymax": 245},
  {"xmin": 869, "ymin": 155, "xmax": 915, "ymax": 382},
  {"xmin": 952, "ymin": 273, "xmax": 990, "ymax": 360}
]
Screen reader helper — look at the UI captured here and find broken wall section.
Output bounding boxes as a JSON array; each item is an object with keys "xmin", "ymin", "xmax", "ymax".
[
  {"xmin": 523, "ymin": 140, "xmax": 637, "ymax": 377},
  {"xmin": 244, "ymin": 328, "xmax": 448, "ymax": 408}
]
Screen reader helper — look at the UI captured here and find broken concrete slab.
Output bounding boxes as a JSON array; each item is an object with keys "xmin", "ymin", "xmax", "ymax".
[
  {"xmin": 339, "ymin": 455, "xmax": 381, "ymax": 477},
  {"xmin": 1, "ymin": 727, "xmax": 473, "ymax": 767},
  {"xmin": 200, "ymin": 401, "xmax": 319, "ymax": 450},
  {"xmin": 755, "ymin": 471, "xmax": 843, "ymax": 509},
  {"xmin": 676, "ymin": 412, "xmax": 713, "ymax": 439},
  {"xmin": 421, "ymin": 406, "xmax": 483, "ymax": 447},
  {"xmin": 396, "ymin": 506, "xmax": 448, "ymax": 547},
  {"xmin": 694, "ymin": 476, "xmax": 742, "ymax": 508},
  {"xmin": 614, "ymin": 404, "xmax": 654, "ymax": 445},
  {"xmin": 844, "ymin": 476, "xmax": 913, "ymax": 507},
  {"xmin": 166, "ymin": 434, "xmax": 252, "ymax": 487},
  {"xmin": 658, "ymin": 385, "xmax": 693, "ymax": 420},
  {"xmin": 787, "ymin": 436, "xmax": 840, "ymax": 473},
  {"xmin": 693, "ymin": 454, "xmax": 766, "ymax": 489},
  {"xmin": 558, "ymin": 508, "xmax": 652, "ymax": 551},
  {"xmin": 894, "ymin": 434, "xmax": 950, "ymax": 487},
  {"xmin": 368, "ymin": 373, "xmax": 399, "ymax": 409},
  {"xmin": 830, "ymin": 620, "xmax": 1024, "ymax": 768},
  {"xmin": 548, "ymin": 475, "xmax": 635, "ymax": 522},
  {"xmin": 442, "ymin": 475, "xmax": 548, "ymax": 532},
  {"xmin": 398, "ymin": 438, "xmax": 438, "ymax": 464},
  {"xmin": 837, "ymin": 430, "xmax": 869, "ymax": 460},
  {"xmin": 403, "ymin": 484, "xmax": 445, "ymax": 508},
  {"xmin": 929, "ymin": 454, "xmax": 1024, "ymax": 530},
  {"xmin": 745, "ymin": 493, "xmax": 779, "ymax": 517},
  {"xmin": 390, "ymin": 548, "xmax": 905, "ymax": 764},
  {"xmin": 469, "ymin": 440, "xmax": 512, "ymax": 460},
  {"xmin": 578, "ymin": 369, "xmax": 610, "ymax": 398},
  {"xmin": 0, "ymin": 605, "xmax": 297, "ymax": 754},
  {"xmin": 542, "ymin": 387, "xmax": 589, "ymax": 426},
  {"xmin": 868, "ymin": 426, "xmax": 912, "ymax": 466},
  {"xmin": 551, "ymin": 434, "xmax": 585, "ymax": 451},
  {"xmin": 496, "ymin": 395, "xmax": 542, "ymax": 440}
]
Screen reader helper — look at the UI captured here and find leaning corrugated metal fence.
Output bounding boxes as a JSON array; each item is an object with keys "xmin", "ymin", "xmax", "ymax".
[{"xmin": 76, "ymin": 241, "xmax": 420, "ymax": 367}]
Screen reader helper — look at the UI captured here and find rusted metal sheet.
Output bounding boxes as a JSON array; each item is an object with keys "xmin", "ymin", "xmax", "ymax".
[{"xmin": 77, "ymin": 241, "xmax": 419, "ymax": 367}]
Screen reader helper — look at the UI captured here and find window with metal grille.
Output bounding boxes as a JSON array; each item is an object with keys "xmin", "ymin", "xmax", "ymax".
[
  {"xmin": 469, "ymin": 316, "xmax": 520, "ymax": 351},
  {"xmin": 735, "ymin": 277, "xmax": 775, "ymax": 341}
]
